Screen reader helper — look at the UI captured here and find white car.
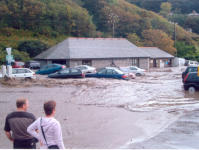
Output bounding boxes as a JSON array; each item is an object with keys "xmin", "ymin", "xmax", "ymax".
[
  {"xmin": 120, "ymin": 66, "xmax": 146, "ymax": 76},
  {"xmin": 11, "ymin": 68, "xmax": 36, "ymax": 79},
  {"xmin": 74, "ymin": 65, "xmax": 96, "ymax": 74}
]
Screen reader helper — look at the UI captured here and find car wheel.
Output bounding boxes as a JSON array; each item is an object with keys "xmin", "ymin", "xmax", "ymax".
[
  {"xmin": 136, "ymin": 73, "xmax": 141, "ymax": 76},
  {"xmin": 188, "ymin": 86, "xmax": 196, "ymax": 94}
]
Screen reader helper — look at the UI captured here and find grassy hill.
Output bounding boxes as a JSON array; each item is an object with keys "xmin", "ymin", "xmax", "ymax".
[{"xmin": 0, "ymin": 0, "xmax": 199, "ymax": 64}]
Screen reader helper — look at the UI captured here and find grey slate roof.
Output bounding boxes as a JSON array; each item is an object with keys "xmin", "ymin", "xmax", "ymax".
[
  {"xmin": 35, "ymin": 38, "xmax": 149, "ymax": 60},
  {"xmin": 139, "ymin": 47, "xmax": 174, "ymax": 59}
]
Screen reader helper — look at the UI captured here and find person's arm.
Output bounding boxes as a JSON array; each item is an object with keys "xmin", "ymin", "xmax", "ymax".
[
  {"xmin": 5, "ymin": 131, "xmax": 13, "ymax": 142},
  {"xmin": 27, "ymin": 118, "xmax": 40, "ymax": 140},
  {"xmin": 4, "ymin": 115, "xmax": 13, "ymax": 142},
  {"xmin": 54, "ymin": 121, "xmax": 65, "ymax": 149}
]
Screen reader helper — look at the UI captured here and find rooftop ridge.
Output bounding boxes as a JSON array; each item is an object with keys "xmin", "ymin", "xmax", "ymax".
[{"xmin": 68, "ymin": 37, "xmax": 126, "ymax": 40}]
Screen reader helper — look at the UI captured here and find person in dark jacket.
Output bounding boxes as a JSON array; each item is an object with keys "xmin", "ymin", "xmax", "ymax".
[{"xmin": 4, "ymin": 98, "xmax": 37, "ymax": 149}]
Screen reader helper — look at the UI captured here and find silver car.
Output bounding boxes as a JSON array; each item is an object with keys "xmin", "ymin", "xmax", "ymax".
[
  {"xmin": 74, "ymin": 65, "xmax": 96, "ymax": 74},
  {"xmin": 119, "ymin": 66, "xmax": 146, "ymax": 76}
]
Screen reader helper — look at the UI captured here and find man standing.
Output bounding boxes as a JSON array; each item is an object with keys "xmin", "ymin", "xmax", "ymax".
[
  {"xmin": 4, "ymin": 98, "xmax": 37, "ymax": 149},
  {"xmin": 27, "ymin": 100, "xmax": 65, "ymax": 149}
]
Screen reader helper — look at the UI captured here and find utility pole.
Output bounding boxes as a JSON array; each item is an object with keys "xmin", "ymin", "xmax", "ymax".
[{"xmin": 107, "ymin": 9, "xmax": 119, "ymax": 38}]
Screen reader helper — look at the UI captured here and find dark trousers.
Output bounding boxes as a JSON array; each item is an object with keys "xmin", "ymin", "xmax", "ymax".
[{"xmin": 13, "ymin": 139, "xmax": 36, "ymax": 149}]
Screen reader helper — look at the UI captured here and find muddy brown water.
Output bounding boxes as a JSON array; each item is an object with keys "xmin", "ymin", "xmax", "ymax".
[{"xmin": 1, "ymin": 67, "xmax": 199, "ymax": 149}]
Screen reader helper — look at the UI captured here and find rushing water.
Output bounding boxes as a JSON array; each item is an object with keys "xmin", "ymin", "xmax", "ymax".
[{"xmin": 0, "ymin": 67, "xmax": 199, "ymax": 149}]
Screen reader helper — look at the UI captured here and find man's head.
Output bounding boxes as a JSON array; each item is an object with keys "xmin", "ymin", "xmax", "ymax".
[
  {"xmin": 44, "ymin": 100, "xmax": 56, "ymax": 116},
  {"xmin": 16, "ymin": 98, "xmax": 29, "ymax": 111}
]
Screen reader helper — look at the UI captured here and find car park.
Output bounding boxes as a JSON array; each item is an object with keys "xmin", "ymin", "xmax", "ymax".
[
  {"xmin": 36, "ymin": 64, "xmax": 65, "ymax": 75},
  {"xmin": 12, "ymin": 61, "xmax": 25, "ymax": 68},
  {"xmin": 25, "ymin": 61, "xmax": 40, "ymax": 69},
  {"xmin": 74, "ymin": 65, "xmax": 96, "ymax": 74},
  {"xmin": 86, "ymin": 67, "xmax": 129, "ymax": 80},
  {"xmin": 119, "ymin": 66, "xmax": 146, "ymax": 76},
  {"xmin": 48, "ymin": 68, "xmax": 85, "ymax": 79}
]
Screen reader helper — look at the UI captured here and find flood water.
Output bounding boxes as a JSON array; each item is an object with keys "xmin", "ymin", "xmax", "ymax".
[{"xmin": 0, "ymin": 67, "xmax": 199, "ymax": 149}]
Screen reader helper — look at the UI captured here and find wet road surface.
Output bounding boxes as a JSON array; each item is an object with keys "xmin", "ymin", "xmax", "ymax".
[{"xmin": 0, "ymin": 67, "xmax": 199, "ymax": 149}]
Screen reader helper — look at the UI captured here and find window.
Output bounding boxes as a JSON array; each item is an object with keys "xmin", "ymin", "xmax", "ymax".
[
  {"xmin": 106, "ymin": 69, "xmax": 113, "ymax": 75},
  {"xmin": 112, "ymin": 70, "xmax": 118, "ymax": 75},
  {"xmin": 17, "ymin": 69, "xmax": 26, "ymax": 74},
  {"xmin": 130, "ymin": 67, "xmax": 137, "ymax": 70},
  {"xmin": 71, "ymin": 68, "xmax": 79, "ymax": 73},
  {"xmin": 132, "ymin": 58, "xmax": 139, "ymax": 66},
  {"xmin": 60, "ymin": 69, "xmax": 69, "ymax": 74},
  {"xmin": 98, "ymin": 69, "xmax": 106, "ymax": 74},
  {"xmin": 25, "ymin": 69, "xmax": 31, "ymax": 73},
  {"xmin": 188, "ymin": 67, "xmax": 198, "ymax": 72},
  {"xmin": 82, "ymin": 60, "xmax": 92, "ymax": 66}
]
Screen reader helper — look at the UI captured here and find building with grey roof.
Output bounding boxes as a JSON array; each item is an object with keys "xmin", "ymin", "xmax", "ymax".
[
  {"xmin": 35, "ymin": 38, "xmax": 174, "ymax": 70},
  {"xmin": 139, "ymin": 47, "xmax": 174, "ymax": 68}
]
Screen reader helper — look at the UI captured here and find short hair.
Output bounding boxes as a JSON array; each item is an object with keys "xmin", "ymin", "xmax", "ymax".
[
  {"xmin": 16, "ymin": 98, "xmax": 27, "ymax": 108},
  {"xmin": 44, "ymin": 100, "xmax": 56, "ymax": 115}
]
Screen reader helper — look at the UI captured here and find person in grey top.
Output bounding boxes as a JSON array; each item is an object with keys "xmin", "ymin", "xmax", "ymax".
[{"xmin": 4, "ymin": 98, "xmax": 37, "ymax": 149}]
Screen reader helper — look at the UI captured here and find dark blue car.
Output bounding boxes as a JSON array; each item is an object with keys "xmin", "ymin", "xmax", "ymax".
[
  {"xmin": 48, "ymin": 68, "xmax": 85, "ymax": 78},
  {"xmin": 86, "ymin": 67, "xmax": 128, "ymax": 80},
  {"xmin": 36, "ymin": 64, "xmax": 65, "ymax": 75}
]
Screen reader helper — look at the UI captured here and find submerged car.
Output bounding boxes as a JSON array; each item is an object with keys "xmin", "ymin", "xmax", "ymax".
[
  {"xmin": 48, "ymin": 68, "xmax": 85, "ymax": 78},
  {"xmin": 119, "ymin": 66, "xmax": 146, "ymax": 76},
  {"xmin": 86, "ymin": 67, "xmax": 129, "ymax": 80},
  {"xmin": 36, "ymin": 64, "xmax": 65, "ymax": 75},
  {"xmin": 74, "ymin": 65, "xmax": 96, "ymax": 74}
]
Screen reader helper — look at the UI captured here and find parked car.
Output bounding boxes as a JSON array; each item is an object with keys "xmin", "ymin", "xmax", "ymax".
[
  {"xmin": 86, "ymin": 67, "xmax": 129, "ymax": 80},
  {"xmin": 48, "ymin": 68, "xmax": 85, "ymax": 79},
  {"xmin": 36, "ymin": 64, "xmax": 65, "ymax": 75},
  {"xmin": 182, "ymin": 66, "xmax": 198, "ymax": 81},
  {"xmin": 183, "ymin": 72, "xmax": 199, "ymax": 92},
  {"xmin": 119, "ymin": 66, "xmax": 146, "ymax": 76},
  {"xmin": 25, "ymin": 61, "xmax": 40, "ymax": 69},
  {"xmin": 74, "ymin": 65, "xmax": 96, "ymax": 74},
  {"xmin": 11, "ymin": 68, "xmax": 35, "ymax": 79},
  {"xmin": 12, "ymin": 61, "xmax": 25, "ymax": 68},
  {"xmin": 182, "ymin": 66, "xmax": 199, "ymax": 92}
]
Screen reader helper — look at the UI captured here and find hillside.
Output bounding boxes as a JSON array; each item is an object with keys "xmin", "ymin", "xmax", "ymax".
[
  {"xmin": 0, "ymin": 0, "xmax": 199, "ymax": 64},
  {"xmin": 127, "ymin": 0, "xmax": 199, "ymax": 14}
]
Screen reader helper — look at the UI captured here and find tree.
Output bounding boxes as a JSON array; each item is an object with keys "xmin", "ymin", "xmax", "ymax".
[
  {"xmin": 17, "ymin": 40, "xmax": 48, "ymax": 57},
  {"xmin": 160, "ymin": 2, "xmax": 172, "ymax": 18},
  {"xmin": 142, "ymin": 29, "xmax": 176, "ymax": 55},
  {"xmin": 127, "ymin": 33, "xmax": 142, "ymax": 46}
]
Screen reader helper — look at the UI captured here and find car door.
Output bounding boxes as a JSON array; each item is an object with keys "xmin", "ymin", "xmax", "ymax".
[
  {"xmin": 59, "ymin": 69, "xmax": 70, "ymax": 78},
  {"xmin": 70, "ymin": 68, "xmax": 81, "ymax": 78},
  {"xmin": 97, "ymin": 68, "xmax": 107, "ymax": 78},
  {"xmin": 106, "ymin": 69, "xmax": 114, "ymax": 78},
  {"xmin": 14, "ymin": 69, "xmax": 26, "ymax": 78},
  {"xmin": 129, "ymin": 66, "xmax": 137, "ymax": 73}
]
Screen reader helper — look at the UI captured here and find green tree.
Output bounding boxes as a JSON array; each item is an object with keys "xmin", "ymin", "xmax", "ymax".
[
  {"xmin": 127, "ymin": 33, "xmax": 142, "ymax": 46},
  {"xmin": 17, "ymin": 40, "xmax": 48, "ymax": 57},
  {"xmin": 160, "ymin": 2, "xmax": 172, "ymax": 18}
]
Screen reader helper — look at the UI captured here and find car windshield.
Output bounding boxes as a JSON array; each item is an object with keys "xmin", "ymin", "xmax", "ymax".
[
  {"xmin": 188, "ymin": 67, "xmax": 197, "ymax": 72},
  {"xmin": 114, "ymin": 68, "xmax": 123, "ymax": 74},
  {"xmin": 60, "ymin": 69, "xmax": 69, "ymax": 74}
]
